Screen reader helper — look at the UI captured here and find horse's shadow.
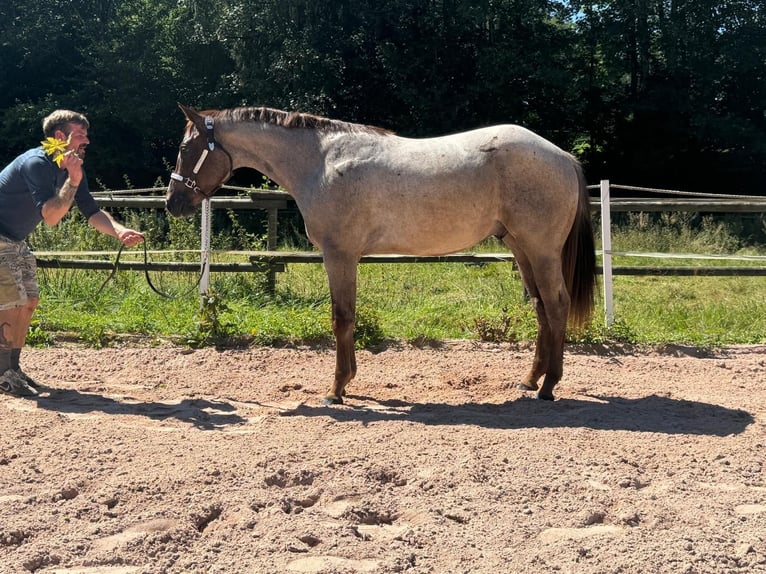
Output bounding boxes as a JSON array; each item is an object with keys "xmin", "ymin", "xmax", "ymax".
[
  {"xmin": 33, "ymin": 388, "xmax": 245, "ymax": 430},
  {"xmin": 32, "ymin": 388, "xmax": 754, "ymax": 437},
  {"xmin": 288, "ymin": 393, "xmax": 754, "ymax": 437}
]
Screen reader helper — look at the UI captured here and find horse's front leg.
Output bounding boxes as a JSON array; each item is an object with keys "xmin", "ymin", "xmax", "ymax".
[{"xmin": 322, "ymin": 254, "xmax": 358, "ymax": 405}]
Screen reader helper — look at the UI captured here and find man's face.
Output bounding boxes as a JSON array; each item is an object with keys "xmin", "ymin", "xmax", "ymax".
[{"xmin": 57, "ymin": 123, "xmax": 89, "ymax": 158}]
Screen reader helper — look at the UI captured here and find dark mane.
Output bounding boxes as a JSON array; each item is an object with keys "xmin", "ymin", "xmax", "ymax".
[{"xmin": 210, "ymin": 106, "xmax": 393, "ymax": 136}]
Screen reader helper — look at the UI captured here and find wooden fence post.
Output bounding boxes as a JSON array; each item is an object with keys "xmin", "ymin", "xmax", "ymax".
[{"xmin": 600, "ymin": 180, "xmax": 615, "ymax": 327}]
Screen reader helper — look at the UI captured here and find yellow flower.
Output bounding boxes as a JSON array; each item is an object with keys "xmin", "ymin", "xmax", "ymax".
[{"xmin": 40, "ymin": 136, "xmax": 70, "ymax": 167}]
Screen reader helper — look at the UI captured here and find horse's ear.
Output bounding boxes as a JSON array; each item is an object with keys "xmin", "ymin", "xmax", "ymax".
[
  {"xmin": 178, "ymin": 104, "xmax": 207, "ymax": 133},
  {"xmin": 178, "ymin": 103, "xmax": 198, "ymax": 121}
]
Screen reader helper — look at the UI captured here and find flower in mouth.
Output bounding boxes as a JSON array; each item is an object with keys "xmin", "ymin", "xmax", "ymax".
[{"xmin": 41, "ymin": 135, "xmax": 72, "ymax": 167}]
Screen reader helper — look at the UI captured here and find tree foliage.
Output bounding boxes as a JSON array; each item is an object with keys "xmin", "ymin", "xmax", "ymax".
[{"xmin": 0, "ymin": 0, "xmax": 763, "ymax": 193}]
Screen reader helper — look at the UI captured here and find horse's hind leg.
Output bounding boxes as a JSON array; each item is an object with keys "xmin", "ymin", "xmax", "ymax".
[
  {"xmin": 507, "ymin": 241, "xmax": 569, "ymax": 400},
  {"xmin": 530, "ymin": 258, "xmax": 570, "ymax": 400},
  {"xmin": 526, "ymin": 297, "xmax": 554, "ymax": 392},
  {"xmin": 322, "ymin": 253, "xmax": 358, "ymax": 405},
  {"xmin": 507, "ymin": 247, "xmax": 549, "ymax": 392}
]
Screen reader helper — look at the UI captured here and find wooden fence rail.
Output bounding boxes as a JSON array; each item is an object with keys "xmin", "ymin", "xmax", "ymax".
[
  {"xmin": 247, "ymin": 251, "xmax": 766, "ymax": 276},
  {"xmin": 91, "ymin": 193, "xmax": 766, "ymax": 213},
  {"xmin": 34, "ymin": 186, "xmax": 766, "ymax": 298}
]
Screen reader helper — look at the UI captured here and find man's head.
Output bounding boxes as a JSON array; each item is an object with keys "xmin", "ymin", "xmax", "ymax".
[{"xmin": 42, "ymin": 110, "xmax": 90, "ymax": 158}]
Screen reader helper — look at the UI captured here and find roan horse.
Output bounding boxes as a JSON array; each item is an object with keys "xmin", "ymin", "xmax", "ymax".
[{"xmin": 166, "ymin": 104, "xmax": 596, "ymax": 403}]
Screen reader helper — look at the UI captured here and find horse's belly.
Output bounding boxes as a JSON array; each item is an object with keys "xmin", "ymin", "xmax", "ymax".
[{"xmin": 364, "ymin": 213, "xmax": 497, "ymax": 256}]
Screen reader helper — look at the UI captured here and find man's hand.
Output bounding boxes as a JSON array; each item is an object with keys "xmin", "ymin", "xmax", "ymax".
[
  {"xmin": 118, "ymin": 229, "xmax": 145, "ymax": 248},
  {"xmin": 58, "ymin": 151, "xmax": 84, "ymax": 185}
]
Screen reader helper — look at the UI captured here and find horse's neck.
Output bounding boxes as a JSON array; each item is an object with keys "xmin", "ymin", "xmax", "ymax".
[{"xmin": 223, "ymin": 123, "xmax": 321, "ymax": 192}]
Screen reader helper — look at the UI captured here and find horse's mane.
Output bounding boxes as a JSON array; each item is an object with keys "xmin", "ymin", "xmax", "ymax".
[{"xmin": 211, "ymin": 107, "xmax": 393, "ymax": 136}]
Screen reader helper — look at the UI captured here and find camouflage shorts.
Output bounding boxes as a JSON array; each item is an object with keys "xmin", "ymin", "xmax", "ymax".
[{"xmin": 0, "ymin": 235, "xmax": 38, "ymax": 310}]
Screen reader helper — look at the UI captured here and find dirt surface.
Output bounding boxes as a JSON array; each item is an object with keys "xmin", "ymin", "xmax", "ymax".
[{"xmin": 1, "ymin": 340, "xmax": 765, "ymax": 574}]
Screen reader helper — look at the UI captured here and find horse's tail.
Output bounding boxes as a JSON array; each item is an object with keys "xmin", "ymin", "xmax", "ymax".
[{"xmin": 562, "ymin": 162, "xmax": 597, "ymax": 329}]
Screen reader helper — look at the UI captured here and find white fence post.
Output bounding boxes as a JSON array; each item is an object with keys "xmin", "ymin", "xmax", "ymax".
[
  {"xmin": 600, "ymin": 180, "xmax": 615, "ymax": 327},
  {"xmin": 200, "ymin": 198, "xmax": 211, "ymax": 295}
]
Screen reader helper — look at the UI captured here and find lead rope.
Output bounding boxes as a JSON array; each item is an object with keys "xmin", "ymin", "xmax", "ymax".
[{"xmin": 94, "ymin": 241, "xmax": 206, "ymax": 300}]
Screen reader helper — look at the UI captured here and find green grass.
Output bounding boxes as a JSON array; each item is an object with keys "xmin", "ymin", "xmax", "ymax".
[{"xmin": 27, "ymin": 211, "xmax": 766, "ymax": 348}]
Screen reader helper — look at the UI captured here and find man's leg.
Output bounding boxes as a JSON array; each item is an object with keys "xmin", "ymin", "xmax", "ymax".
[
  {"xmin": 10, "ymin": 297, "xmax": 43, "ymax": 387},
  {"xmin": 0, "ymin": 307, "xmax": 37, "ymax": 396},
  {"xmin": 0, "ymin": 307, "xmax": 21, "ymax": 372},
  {"xmin": 0, "ymin": 239, "xmax": 38, "ymax": 396}
]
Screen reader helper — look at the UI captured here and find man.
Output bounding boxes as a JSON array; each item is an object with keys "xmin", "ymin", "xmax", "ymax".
[{"xmin": 0, "ymin": 109, "xmax": 144, "ymax": 397}]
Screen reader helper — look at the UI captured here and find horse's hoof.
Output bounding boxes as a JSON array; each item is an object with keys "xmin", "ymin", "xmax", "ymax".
[
  {"xmin": 517, "ymin": 383, "xmax": 537, "ymax": 392},
  {"xmin": 322, "ymin": 395, "xmax": 343, "ymax": 406},
  {"xmin": 537, "ymin": 391, "xmax": 555, "ymax": 401}
]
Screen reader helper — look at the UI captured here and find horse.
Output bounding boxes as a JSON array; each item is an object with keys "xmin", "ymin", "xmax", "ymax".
[{"xmin": 166, "ymin": 104, "xmax": 596, "ymax": 403}]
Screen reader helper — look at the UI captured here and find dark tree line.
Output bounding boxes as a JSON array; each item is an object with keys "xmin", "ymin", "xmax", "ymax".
[{"xmin": 1, "ymin": 0, "xmax": 763, "ymax": 193}]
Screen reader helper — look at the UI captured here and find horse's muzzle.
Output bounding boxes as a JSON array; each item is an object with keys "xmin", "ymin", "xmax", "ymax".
[{"xmin": 165, "ymin": 187, "xmax": 196, "ymax": 218}]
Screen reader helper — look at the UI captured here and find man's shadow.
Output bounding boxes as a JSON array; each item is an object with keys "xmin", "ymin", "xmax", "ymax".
[{"xmin": 33, "ymin": 388, "xmax": 245, "ymax": 430}]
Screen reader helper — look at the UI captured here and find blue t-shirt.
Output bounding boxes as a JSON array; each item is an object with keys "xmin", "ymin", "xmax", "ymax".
[{"xmin": 0, "ymin": 147, "xmax": 100, "ymax": 241}]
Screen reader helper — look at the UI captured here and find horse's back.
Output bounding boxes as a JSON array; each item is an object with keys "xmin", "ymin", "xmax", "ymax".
[
  {"xmin": 306, "ymin": 123, "xmax": 582, "ymax": 257},
  {"xmin": 325, "ymin": 124, "xmax": 575, "ymax": 192},
  {"xmin": 437, "ymin": 124, "xmax": 582, "ymax": 225}
]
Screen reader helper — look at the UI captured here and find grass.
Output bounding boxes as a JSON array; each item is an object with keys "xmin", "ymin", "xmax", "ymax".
[{"xmin": 27, "ymin": 210, "xmax": 766, "ymax": 348}]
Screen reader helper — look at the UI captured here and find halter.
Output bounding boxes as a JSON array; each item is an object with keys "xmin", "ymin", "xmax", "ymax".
[{"xmin": 170, "ymin": 115, "xmax": 232, "ymax": 198}]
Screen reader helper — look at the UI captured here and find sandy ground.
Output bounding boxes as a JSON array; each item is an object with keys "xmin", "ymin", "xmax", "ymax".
[{"xmin": 1, "ymin": 340, "xmax": 765, "ymax": 574}]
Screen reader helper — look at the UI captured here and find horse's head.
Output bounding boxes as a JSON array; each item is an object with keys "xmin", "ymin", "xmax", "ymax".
[{"xmin": 166, "ymin": 104, "xmax": 232, "ymax": 217}]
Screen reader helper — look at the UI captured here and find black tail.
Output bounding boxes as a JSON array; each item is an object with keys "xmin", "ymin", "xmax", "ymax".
[{"xmin": 562, "ymin": 163, "xmax": 597, "ymax": 328}]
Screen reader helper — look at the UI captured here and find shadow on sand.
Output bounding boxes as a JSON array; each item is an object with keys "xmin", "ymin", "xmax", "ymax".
[
  {"xmin": 283, "ymin": 393, "xmax": 754, "ymax": 437},
  {"xmin": 31, "ymin": 388, "xmax": 753, "ymax": 437},
  {"xmin": 33, "ymin": 388, "xmax": 245, "ymax": 430}
]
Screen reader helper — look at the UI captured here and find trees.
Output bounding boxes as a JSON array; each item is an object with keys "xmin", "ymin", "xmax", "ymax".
[
  {"xmin": 0, "ymin": 0, "xmax": 234, "ymax": 188},
  {"xmin": 217, "ymin": 0, "xmax": 581, "ymax": 137},
  {"xmin": 0, "ymin": 0, "xmax": 762, "ymax": 192},
  {"xmin": 572, "ymin": 0, "xmax": 765, "ymax": 190}
]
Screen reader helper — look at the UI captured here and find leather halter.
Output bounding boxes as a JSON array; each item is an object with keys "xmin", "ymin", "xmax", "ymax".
[{"xmin": 170, "ymin": 115, "xmax": 232, "ymax": 198}]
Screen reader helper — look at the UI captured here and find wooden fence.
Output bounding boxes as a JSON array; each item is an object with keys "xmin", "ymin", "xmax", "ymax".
[
  {"xmin": 34, "ymin": 184, "xmax": 766, "ymax": 318},
  {"xmin": 594, "ymin": 181, "xmax": 766, "ymax": 325}
]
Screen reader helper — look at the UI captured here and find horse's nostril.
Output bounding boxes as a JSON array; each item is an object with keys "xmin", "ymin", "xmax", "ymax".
[
  {"xmin": 166, "ymin": 193, "xmax": 185, "ymax": 217},
  {"xmin": 166, "ymin": 193, "xmax": 196, "ymax": 218}
]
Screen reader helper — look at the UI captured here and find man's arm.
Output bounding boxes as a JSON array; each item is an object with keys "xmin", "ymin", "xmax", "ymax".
[{"xmin": 88, "ymin": 210, "xmax": 144, "ymax": 247}]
